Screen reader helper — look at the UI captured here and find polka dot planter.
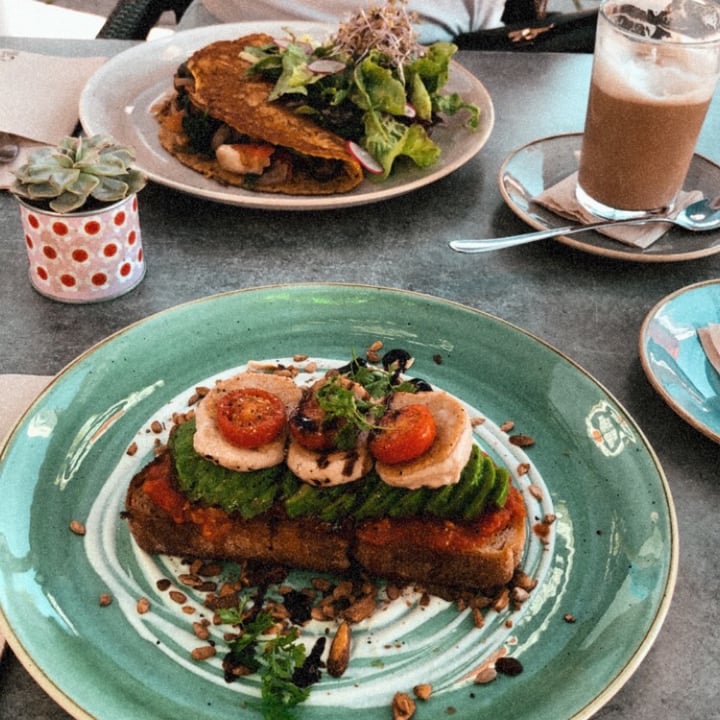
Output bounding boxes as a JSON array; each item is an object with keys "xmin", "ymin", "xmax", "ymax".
[{"xmin": 18, "ymin": 194, "xmax": 145, "ymax": 303}]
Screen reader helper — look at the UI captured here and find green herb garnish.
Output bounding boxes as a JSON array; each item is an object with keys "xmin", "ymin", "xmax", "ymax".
[
  {"xmin": 257, "ymin": 628, "xmax": 311, "ymax": 719},
  {"xmin": 222, "ymin": 604, "xmax": 310, "ymax": 719},
  {"xmin": 244, "ymin": 0, "xmax": 480, "ymax": 178},
  {"xmin": 315, "ymin": 374, "xmax": 381, "ymax": 450}
]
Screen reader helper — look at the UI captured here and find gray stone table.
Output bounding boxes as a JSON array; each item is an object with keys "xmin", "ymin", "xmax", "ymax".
[{"xmin": 1, "ymin": 36, "xmax": 719, "ymax": 720}]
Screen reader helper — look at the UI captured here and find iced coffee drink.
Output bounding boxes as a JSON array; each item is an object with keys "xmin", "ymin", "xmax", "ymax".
[{"xmin": 576, "ymin": 0, "xmax": 720, "ymax": 220}]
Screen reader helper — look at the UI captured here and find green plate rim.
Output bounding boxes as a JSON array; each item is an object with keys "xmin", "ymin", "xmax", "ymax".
[{"xmin": 0, "ymin": 282, "xmax": 678, "ymax": 720}]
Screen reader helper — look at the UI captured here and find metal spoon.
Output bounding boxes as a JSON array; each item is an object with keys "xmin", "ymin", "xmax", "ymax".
[{"xmin": 449, "ymin": 196, "xmax": 720, "ymax": 253}]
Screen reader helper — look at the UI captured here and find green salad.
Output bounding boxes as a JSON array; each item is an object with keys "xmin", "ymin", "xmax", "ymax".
[{"xmin": 241, "ymin": 0, "xmax": 480, "ymax": 177}]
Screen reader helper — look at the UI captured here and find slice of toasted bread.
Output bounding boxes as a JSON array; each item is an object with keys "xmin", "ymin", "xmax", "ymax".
[
  {"xmin": 125, "ymin": 452, "xmax": 352, "ymax": 575},
  {"xmin": 353, "ymin": 487, "xmax": 526, "ymax": 591},
  {"xmin": 125, "ymin": 447, "xmax": 527, "ymax": 593}
]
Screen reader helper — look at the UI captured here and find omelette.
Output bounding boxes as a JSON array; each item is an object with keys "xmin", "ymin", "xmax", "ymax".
[{"xmin": 156, "ymin": 34, "xmax": 364, "ymax": 195}]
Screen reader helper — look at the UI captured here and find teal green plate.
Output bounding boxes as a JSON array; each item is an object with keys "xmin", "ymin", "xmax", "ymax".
[
  {"xmin": 640, "ymin": 279, "xmax": 720, "ymax": 443},
  {"xmin": 0, "ymin": 284, "xmax": 677, "ymax": 720}
]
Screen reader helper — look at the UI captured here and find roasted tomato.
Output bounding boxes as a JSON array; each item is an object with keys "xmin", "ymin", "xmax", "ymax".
[
  {"xmin": 216, "ymin": 388, "xmax": 286, "ymax": 448},
  {"xmin": 288, "ymin": 392, "xmax": 342, "ymax": 452},
  {"xmin": 369, "ymin": 403, "xmax": 437, "ymax": 465}
]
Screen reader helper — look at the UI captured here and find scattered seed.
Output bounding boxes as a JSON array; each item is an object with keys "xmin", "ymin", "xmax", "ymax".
[
  {"xmin": 342, "ymin": 594, "xmax": 376, "ymax": 623},
  {"xmin": 471, "ymin": 607, "xmax": 485, "ymax": 628},
  {"xmin": 69, "ymin": 520, "xmax": 86, "ymax": 536},
  {"xmin": 178, "ymin": 573, "xmax": 203, "ymax": 588},
  {"xmin": 492, "ymin": 588, "xmax": 510, "ymax": 612},
  {"xmin": 512, "ymin": 570, "xmax": 537, "ymax": 592},
  {"xmin": 191, "ymin": 645, "xmax": 216, "ymax": 661},
  {"xmin": 150, "ymin": 420, "xmax": 164, "ymax": 434},
  {"xmin": 172, "ymin": 411, "xmax": 192, "ymax": 426},
  {"xmin": 413, "ymin": 683, "xmax": 432, "ymax": 701},
  {"xmin": 99, "ymin": 593, "xmax": 113, "ymax": 607},
  {"xmin": 517, "ymin": 462, "xmax": 530, "ymax": 476},
  {"xmin": 156, "ymin": 578, "xmax": 172, "ymax": 592},
  {"xmin": 509, "ymin": 433, "xmax": 535, "ymax": 447},
  {"xmin": 311, "ymin": 577, "xmax": 333, "ymax": 593},
  {"xmin": 193, "ymin": 621, "xmax": 210, "ymax": 640},
  {"xmin": 327, "ymin": 621, "xmax": 351, "ymax": 677},
  {"xmin": 474, "ymin": 667, "xmax": 497, "ymax": 684},
  {"xmin": 198, "ymin": 562, "xmax": 222, "ymax": 577},
  {"xmin": 169, "ymin": 590, "xmax": 188, "ymax": 604},
  {"xmin": 136, "ymin": 597, "xmax": 151, "ymax": 614},
  {"xmin": 392, "ymin": 691, "xmax": 416, "ymax": 720},
  {"xmin": 533, "ymin": 521, "xmax": 552, "ymax": 542},
  {"xmin": 511, "ymin": 587, "xmax": 530, "ymax": 605},
  {"xmin": 500, "ymin": 420, "xmax": 515, "ymax": 432},
  {"xmin": 528, "ymin": 483, "xmax": 543, "ymax": 501},
  {"xmin": 495, "ymin": 656, "xmax": 523, "ymax": 676},
  {"xmin": 564, "ymin": 613, "xmax": 577, "ymax": 624},
  {"xmin": 126, "ymin": 441, "xmax": 138, "ymax": 456}
]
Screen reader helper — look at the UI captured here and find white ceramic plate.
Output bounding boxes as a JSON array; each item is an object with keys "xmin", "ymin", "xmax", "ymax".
[
  {"xmin": 640, "ymin": 279, "xmax": 720, "ymax": 443},
  {"xmin": 498, "ymin": 133, "xmax": 720, "ymax": 262},
  {"xmin": 79, "ymin": 23, "xmax": 494, "ymax": 211}
]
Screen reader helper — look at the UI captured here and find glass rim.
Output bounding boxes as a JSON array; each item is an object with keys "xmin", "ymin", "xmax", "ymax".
[{"xmin": 600, "ymin": 0, "xmax": 720, "ymax": 46}]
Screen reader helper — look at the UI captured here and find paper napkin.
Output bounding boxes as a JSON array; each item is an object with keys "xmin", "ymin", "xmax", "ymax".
[
  {"xmin": 0, "ymin": 48, "xmax": 106, "ymax": 188},
  {"xmin": 0, "ymin": 373, "xmax": 53, "ymax": 443},
  {"xmin": 534, "ymin": 172, "xmax": 702, "ymax": 249},
  {"xmin": 698, "ymin": 324, "xmax": 720, "ymax": 377}
]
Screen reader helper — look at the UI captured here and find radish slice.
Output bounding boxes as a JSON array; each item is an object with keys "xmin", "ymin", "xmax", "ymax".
[
  {"xmin": 274, "ymin": 37, "xmax": 314, "ymax": 53},
  {"xmin": 308, "ymin": 58, "xmax": 346, "ymax": 74},
  {"xmin": 404, "ymin": 103, "xmax": 417, "ymax": 118},
  {"xmin": 346, "ymin": 141, "xmax": 384, "ymax": 174}
]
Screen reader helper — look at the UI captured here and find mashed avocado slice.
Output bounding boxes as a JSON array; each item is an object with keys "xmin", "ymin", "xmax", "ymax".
[{"xmin": 169, "ymin": 419, "xmax": 507, "ymax": 522}]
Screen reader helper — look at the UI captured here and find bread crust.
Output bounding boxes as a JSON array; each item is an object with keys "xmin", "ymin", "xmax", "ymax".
[{"xmin": 124, "ymin": 448, "xmax": 527, "ymax": 593}]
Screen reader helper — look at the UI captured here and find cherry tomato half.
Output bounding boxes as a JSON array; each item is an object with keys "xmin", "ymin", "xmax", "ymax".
[
  {"xmin": 216, "ymin": 388, "xmax": 286, "ymax": 448},
  {"xmin": 369, "ymin": 403, "xmax": 437, "ymax": 465}
]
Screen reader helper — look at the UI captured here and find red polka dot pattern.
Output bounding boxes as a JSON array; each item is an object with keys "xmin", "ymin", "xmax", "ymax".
[{"xmin": 19, "ymin": 195, "xmax": 145, "ymax": 303}]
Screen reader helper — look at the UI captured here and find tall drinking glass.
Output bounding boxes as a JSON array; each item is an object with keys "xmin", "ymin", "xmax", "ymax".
[{"xmin": 576, "ymin": 0, "xmax": 720, "ymax": 220}]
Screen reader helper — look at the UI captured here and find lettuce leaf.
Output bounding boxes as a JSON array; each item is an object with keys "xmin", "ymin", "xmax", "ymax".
[
  {"xmin": 267, "ymin": 42, "xmax": 319, "ymax": 101},
  {"xmin": 246, "ymin": 38, "xmax": 479, "ymax": 176},
  {"xmin": 351, "ymin": 54, "xmax": 407, "ymax": 115},
  {"xmin": 363, "ymin": 112, "xmax": 440, "ymax": 177}
]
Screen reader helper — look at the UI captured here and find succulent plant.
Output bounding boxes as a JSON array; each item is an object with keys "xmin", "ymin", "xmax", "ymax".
[{"xmin": 11, "ymin": 134, "xmax": 146, "ymax": 213}]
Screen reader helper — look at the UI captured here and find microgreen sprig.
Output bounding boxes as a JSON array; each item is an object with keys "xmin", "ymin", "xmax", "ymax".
[{"xmin": 221, "ymin": 602, "xmax": 311, "ymax": 719}]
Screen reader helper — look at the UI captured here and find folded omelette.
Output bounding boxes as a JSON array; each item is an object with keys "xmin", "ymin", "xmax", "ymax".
[{"xmin": 156, "ymin": 34, "xmax": 364, "ymax": 195}]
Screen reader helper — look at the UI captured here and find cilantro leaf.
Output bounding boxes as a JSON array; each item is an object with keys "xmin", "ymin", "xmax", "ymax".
[{"xmin": 257, "ymin": 628, "xmax": 311, "ymax": 718}]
